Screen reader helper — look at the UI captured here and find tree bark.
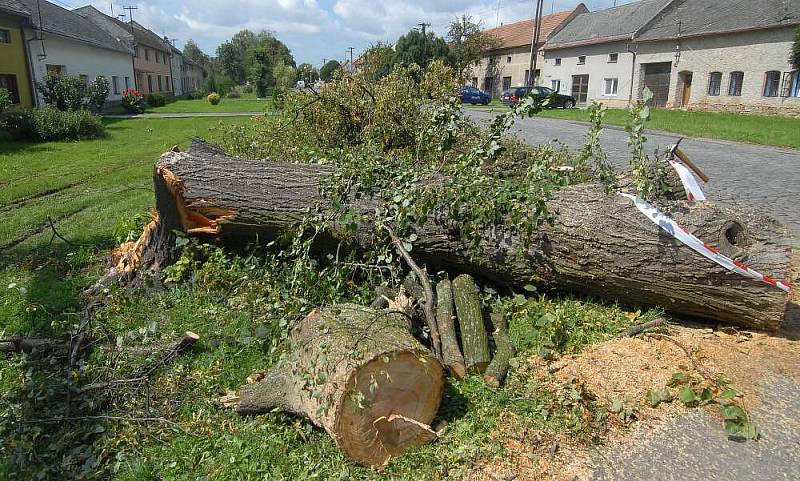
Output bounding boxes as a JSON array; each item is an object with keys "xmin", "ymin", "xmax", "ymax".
[
  {"xmin": 435, "ymin": 278, "xmax": 466, "ymax": 379},
  {"xmin": 484, "ymin": 312, "xmax": 516, "ymax": 387},
  {"xmin": 111, "ymin": 140, "xmax": 794, "ymax": 330},
  {"xmin": 236, "ymin": 305, "xmax": 444, "ymax": 467},
  {"xmin": 452, "ymin": 274, "xmax": 491, "ymax": 373}
]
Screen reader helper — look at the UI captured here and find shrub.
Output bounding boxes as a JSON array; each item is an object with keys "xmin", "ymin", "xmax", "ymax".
[
  {"xmin": 1, "ymin": 107, "xmax": 33, "ymax": 138},
  {"xmin": 146, "ymin": 93, "xmax": 166, "ymax": 107},
  {"xmin": 86, "ymin": 76, "xmax": 110, "ymax": 113},
  {"xmin": 0, "ymin": 88, "xmax": 11, "ymax": 113},
  {"xmin": 36, "ymin": 74, "xmax": 87, "ymax": 111},
  {"xmin": 241, "ymin": 84, "xmax": 254, "ymax": 94},
  {"xmin": 207, "ymin": 92, "xmax": 221, "ymax": 105},
  {"xmin": 1, "ymin": 106, "xmax": 104, "ymax": 141},
  {"xmin": 121, "ymin": 88, "xmax": 145, "ymax": 113},
  {"xmin": 227, "ymin": 88, "xmax": 241, "ymax": 98}
]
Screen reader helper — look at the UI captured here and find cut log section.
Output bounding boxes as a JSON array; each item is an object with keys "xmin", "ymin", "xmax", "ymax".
[
  {"xmin": 452, "ymin": 274, "xmax": 491, "ymax": 373},
  {"xmin": 236, "ymin": 305, "xmax": 444, "ymax": 466},
  {"xmin": 484, "ymin": 313, "xmax": 516, "ymax": 387},
  {"xmin": 435, "ymin": 278, "xmax": 466, "ymax": 379},
  {"xmin": 110, "ymin": 140, "xmax": 794, "ymax": 330}
]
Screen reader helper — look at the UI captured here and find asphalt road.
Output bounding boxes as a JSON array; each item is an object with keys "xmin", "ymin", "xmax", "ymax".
[{"xmin": 464, "ymin": 110, "xmax": 800, "ymax": 239}]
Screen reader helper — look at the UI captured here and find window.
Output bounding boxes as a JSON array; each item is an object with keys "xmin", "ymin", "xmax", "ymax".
[
  {"xmin": 707, "ymin": 72, "xmax": 722, "ymax": 96},
  {"xmin": 506, "ymin": 56, "xmax": 512, "ymax": 63},
  {"xmin": 157, "ymin": 75, "xmax": 163, "ymax": 91},
  {"xmin": 554, "ymin": 58, "xmax": 561, "ymax": 66},
  {"xmin": 166, "ymin": 76, "xmax": 171, "ymax": 91},
  {"xmin": 46, "ymin": 64, "xmax": 65, "ymax": 76},
  {"xmin": 147, "ymin": 74, "xmax": 153, "ymax": 92},
  {"xmin": 782, "ymin": 71, "xmax": 800, "ymax": 97},
  {"xmin": 603, "ymin": 78, "xmax": 619, "ymax": 96},
  {"xmin": 763, "ymin": 71, "xmax": 781, "ymax": 97},
  {"xmin": 145, "ymin": 48, "xmax": 150, "ymax": 61},
  {"xmin": 0, "ymin": 74, "xmax": 20, "ymax": 103},
  {"xmin": 577, "ymin": 56, "xmax": 586, "ymax": 65},
  {"xmin": 112, "ymin": 76, "xmax": 120, "ymax": 94},
  {"xmin": 728, "ymin": 71, "xmax": 743, "ymax": 96},
  {"xmin": 483, "ymin": 77, "xmax": 493, "ymax": 92},
  {"xmin": 608, "ymin": 53, "xmax": 618, "ymax": 63},
  {"xmin": 0, "ymin": 29, "xmax": 10, "ymax": 43},
  {"xmin": 502, "ymin": 76, "xmax": 512, "ymax": 90},
  {"xmin": 124, "ymin": 76, "xmax": 130, "ymax": 90},
  {"xmin": 551, "ymin": 79, "xmax": 561, "ymax": 92}
]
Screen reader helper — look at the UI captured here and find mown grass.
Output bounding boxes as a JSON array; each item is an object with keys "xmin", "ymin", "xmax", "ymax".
[
  {"xmin": 0, "ymin": 115, "xmax": 654, "ymax": 480},
  {"xmin": 467, "ymin": 101, "xmax": 800, "ymax": 149},
  {"xmin": 146, "ymin": 98, "xmax": 274, "ymax": 114}
]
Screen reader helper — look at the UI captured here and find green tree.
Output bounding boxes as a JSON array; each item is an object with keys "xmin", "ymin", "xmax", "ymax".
[
  {"xmin": 394, "ymin": 28, "xmax": 449, "ymax": 68},
  {"xmin": 792, "ymin": 27, "xmax": 800, "ymax": 70},
  {"xmin": 447, "ymin": 15, "xmax": 500, "ymax": 82},
  {"xmin": 248, "ymin": 47, "xmax": 274, "ymax": 97},
  {"xmin": 320, "ymin": 60, "xmax": 341, "ymax": 81},
  {"xmin": 273, "ymin": 62, "xmax": 297, "ymax": 91},
  {"xmin": 360, "ymin": 42, "xmax": 396, "ymax": 81},
  {"xmin": 216, "ymin": 30, "xmax": 257, "ymax": 84},
  {"xmin": 183, "ymin": 39, "xmax": 211, "ymax": 71},
  {"xmin": 296, "ymin": 63, "xmax": 319, "ymax": 84}
]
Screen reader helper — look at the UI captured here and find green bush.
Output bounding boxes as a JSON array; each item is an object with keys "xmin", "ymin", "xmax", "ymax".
[
  {"xmin": 0, "ymin": 88, "xmax": 11, "ymax": 113},
  {"xmin": 241, "ymin": 84, "xmax": 254, "ymax": 94},
  {"xmin": 207, "ymin": 92, "xmax": 221, "ymax": 105},
  {"xmin": 86, "ymin": 76, "xmax": 110, "ymax": 113},
  {"xmin": 121, "ymin": 88, "xmax": 145, "ymax": 113},
  {"xmin": 146, "ymin": 93, "xmax": 166, "ymax": 107},
  {"xmin": 36, "ymin": 74, "xmax": 87, "ymax": 111},
  {"xmin": 1, "ymin": 106, "xmax": 104, "ymax": 141},
  {"xmin": 227, "ymin": 88, "xmax": 241, "ymax": 98}
]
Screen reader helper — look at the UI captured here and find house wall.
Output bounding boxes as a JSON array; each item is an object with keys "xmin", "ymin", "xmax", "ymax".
[
  {"xmin": 182, "ymin": 62, "xmax": 203, "ymax": 94},
  {"xmin": 26, "ymin": 31, "xmax": 134, "ymax": 104},
  {"xmin": 134, "ymin": 44, "xmax": 173, "ymax": 95},
  {"xmin": 170, "ymin": 52, "xmax": 183, "ymax": 96},
  {"xmin": 634, "ymin": 27, "xmax": 800, "ymax": 115},
  {"xmin": 470, "ymin": 46, "xmax": 539, "ymax": 97},
  {"xmin": 542, "ymin": 40, "xmax": 634, "ymax": 108},
  {"xmin": 0, "ymin": 13, "xmax": 33, "ymax": 107}
]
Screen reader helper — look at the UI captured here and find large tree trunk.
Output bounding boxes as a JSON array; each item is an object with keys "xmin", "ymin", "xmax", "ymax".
[
  {"xmin": 112, "ymin": 140, "xmax": 794, "ymax": 330},
  {"xmin": 236, "ymin": 305, "xmax": 444, "ymax": 467}
]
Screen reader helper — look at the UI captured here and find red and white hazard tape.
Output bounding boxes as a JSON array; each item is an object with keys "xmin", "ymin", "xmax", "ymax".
[
  {"xmin": 668, "ymin": 159, "xmax": 706, "ymax": 201},
  {"xmin": 619, "ymin": 192, "xmax": 792, "ymax": 293}
]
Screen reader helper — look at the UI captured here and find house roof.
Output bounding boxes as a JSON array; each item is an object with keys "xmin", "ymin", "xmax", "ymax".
[
  {"xmin": 636, "ymin": 0, "xmax": 800, "ymax": 41},
  {"xmin": 15, "ymin": 0, "xmax": 132, "ymax": 54},
  {"xmin": 0, "ymin": 0, "xmax": 31, "ymax": 18},
  {"xmin": 74, "ymin": 5, "xmax": 171, "ymax": 52},
  {"xmin": 543, "ymin": 0, "xmax": 673, "ymax": 49},
  {"xmin": 483, "ymin": 6, "xmax": 587, "ymax": 50}
]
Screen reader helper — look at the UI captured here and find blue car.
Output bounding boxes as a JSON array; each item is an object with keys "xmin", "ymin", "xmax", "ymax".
[{"xmin": 458, "ymin": 86, "xmax": 491, "ymax": 105}]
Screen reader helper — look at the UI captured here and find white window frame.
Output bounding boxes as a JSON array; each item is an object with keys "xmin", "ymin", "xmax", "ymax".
[
  {"xmin": 551, "ymin": 79, "xmax": 561, "ymax": 92},
  {"xmin": 603, "ymin": 78, "xmax": 619, "ymax": 96}
]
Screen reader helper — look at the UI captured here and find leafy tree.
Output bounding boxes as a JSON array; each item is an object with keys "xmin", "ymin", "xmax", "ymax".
[
  {"xmin": 394, "ymin": 28, "xmax": 449, "ymax": 68},
  {"xmin": 447, "ymin": 15, "xmax": 501, "ymax": 81},
  {"xmin": 249, "ymin": 47, "xmax": 274, "ymax": 97},
  {"xmin": 273, "ymin": 62, "xmax": 297, "ymax": 91},
  {"xmin": 255, "ymin": 32, "xmax": 295, "ymax": 68},
  {"xmin": 296, "ymin": 63, "xmax": 319, "ymax": 84},
  {"xmin": 36, "ymin": 74, "xmax": 87, "ymax": 111},
  {"xmin": 320, "ymin": 60, "xmax": 341, "ymax": 81},
  {"xmin": 792, "ymin": 27, "xmax": 800, "ymax": 70},
  {"xmin": 360, "ymin": 42, "xmax": 396, "ymax": 81}
]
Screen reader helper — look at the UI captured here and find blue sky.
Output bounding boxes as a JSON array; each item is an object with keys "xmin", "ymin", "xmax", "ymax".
[{"xmin": 64, "ymin": 0, "xmax": 635, "ymax": 66}]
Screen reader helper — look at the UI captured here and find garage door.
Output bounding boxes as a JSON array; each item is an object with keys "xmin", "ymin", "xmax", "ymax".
[{"xmin": 643, "ymin": 62, "xmax": 672, "ymax": 107}]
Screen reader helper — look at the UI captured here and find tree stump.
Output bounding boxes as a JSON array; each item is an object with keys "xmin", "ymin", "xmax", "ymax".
[{"xmin": 236, "ymin": 305, "xmax": 444, "ymax": 466}]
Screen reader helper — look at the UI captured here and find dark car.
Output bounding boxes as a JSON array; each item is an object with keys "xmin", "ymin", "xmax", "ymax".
[
  {"xmin": 457, "ymin": 85, "xmax": 491, "ymax": 105},
  {"xmin": 500, "ymin": 86, "xmax": 576, "ymax": 108}
]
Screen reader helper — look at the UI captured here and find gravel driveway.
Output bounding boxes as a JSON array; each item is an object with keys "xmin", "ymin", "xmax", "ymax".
[{"xmin": 464, "ymin": 110, "xmax": 800, "ymax": 239}]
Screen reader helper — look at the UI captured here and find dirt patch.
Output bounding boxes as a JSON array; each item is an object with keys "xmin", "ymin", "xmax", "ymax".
[{"xmin": 469, "ymin": 314, "xmax": 800, "ymax": 481}]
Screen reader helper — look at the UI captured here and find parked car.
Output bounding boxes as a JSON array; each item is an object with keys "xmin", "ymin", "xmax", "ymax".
[
  {"xmin": 457, "ymin": 86, "xmax": 491, "ymax": 105},
  {"xmin": 500, "ymin": 86, "xmax": 576, "ymax": 108}
]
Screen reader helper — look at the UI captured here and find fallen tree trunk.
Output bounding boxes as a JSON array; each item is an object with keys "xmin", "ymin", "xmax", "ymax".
[
  {"xmin": 110, "ymin": 140, "xmax": 793, "ymax": 330},
  {"xmin": 484, "ymin": 312, "xmax": 516, "ymax": 388},
  {"xmin": 435, "ymin": 278, "xmax": 466, "ymax": 379},
  {"xmin": 236, "ymin": 305, "xmax": 444, "ymax": 466},
  {"xmin": 452, "ymin": 274, "xmax": 491, "ymax": 373}
]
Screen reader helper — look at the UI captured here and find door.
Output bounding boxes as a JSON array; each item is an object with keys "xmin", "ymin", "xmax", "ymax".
[
  {"xmin": 571, "ymin": 74, "xmax": 589, "ymax": 105},
  {"xmin": 484, "ymin": 77, "xmax": 494, "ymax": 97},
  {"xmin": 680, "ymin": 72, "xmax": 692, "ymax": 107},
  {"xmin": 502, "ymin": 76, "xmax": 512, "ymax": 91},
  {"xmin": 643, "ymin": 62, "xmax": 672, "ymax": 107}
]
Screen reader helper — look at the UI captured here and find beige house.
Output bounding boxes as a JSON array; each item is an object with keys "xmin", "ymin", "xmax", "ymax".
[
  {"xmin": 542, "ymin": 0, "xmax": 800, "ymax": 114},
  {"xmin": 469, "ymin": 5, "xmax": 587, "ymax": 98}
]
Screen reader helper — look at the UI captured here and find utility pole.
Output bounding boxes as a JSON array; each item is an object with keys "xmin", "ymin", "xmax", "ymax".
[
  {"xmin": 527, "ymin": 0, "xmax": 544, "ymax": 86},
  {"xmin": 346, "ymin": 47, "xmax": 354, "ymax": 72},
  {"xmin": 417, "ymin": 22, "xmax": 430, "ymax": 65},
  {"xmin": 122, "ymin": 5, "xmax": 137, "ymax": 24}
]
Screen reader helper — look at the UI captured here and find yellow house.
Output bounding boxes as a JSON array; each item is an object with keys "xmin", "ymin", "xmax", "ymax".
[{"xmin": 0, "ymin": 2, "xmax": 34, "ymax": 108}]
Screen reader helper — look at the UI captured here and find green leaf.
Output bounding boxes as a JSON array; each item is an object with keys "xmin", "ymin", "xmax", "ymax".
[
  {"xmin": 724, "ymin": 419, "xmax": 741, "ymax": 437},
  {"xmin": 721, "ymin": 404, "xmax": 746, "ymax": 421},
  {"xmin": 678, "ymin": 387, "xmax": 696, "ymax": 405},
  {"xmin": 523, "ymin": 284, "xmax": 537, "ymax": 292},
  {"xmin": 610, "ymin": 397, "xmax": 623, "ymax": 413},
  {"xmin": 699, "ymin": 387, "xmax": 714, "ymax": 402},
  {"xmin": 740, "ymin": 421, "xmax": 759, "ymax": 440},
  {"xmin": 667, "ymin": 372, "xmax": 689, "ymax": 387},
  {"xmin": 646, "ymin": 389, "xmax": 661, "ymax": 408},
  {"xmin": 657, "ymin": 388, "xmax": 673, "ymax": 403},
  {"xmin": 719, "ymin": 388, "xmax": 738, "ymax": 400}
]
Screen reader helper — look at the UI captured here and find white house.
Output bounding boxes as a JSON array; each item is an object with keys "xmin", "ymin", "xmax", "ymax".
[
  {"xmin": 541, "ymin": 0, "xmax": 800, "ymax": 115},
  {"xmin": 18, "ymin": 0, "xmax": 134, "ymax": 107},
  {"xmin": 169, "ymin": 43, "xmax": 183, "ymax": 97}
]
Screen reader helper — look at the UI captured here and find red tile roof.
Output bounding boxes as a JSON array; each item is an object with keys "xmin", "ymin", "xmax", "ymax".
[{"xmin": 483, "ymin": 7, "xmax": 582, "ymax": 50}]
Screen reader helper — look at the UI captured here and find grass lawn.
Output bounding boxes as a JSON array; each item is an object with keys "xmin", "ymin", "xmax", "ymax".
[
  {"xmin": 467, "ymin": 101, "xmax": 800, "ymax": 149},
  {"xmin": 145, "ymin": 97, "xmax": 274, "ymax": 113},
  {"xmin": 0, "ymin": 115, "xmax": 652, "ymax": 480}
]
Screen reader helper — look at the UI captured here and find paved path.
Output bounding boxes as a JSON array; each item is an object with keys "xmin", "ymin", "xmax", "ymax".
[
  {"xmin": 103, "ymin": 111, "xmax": 272, "ymax": 119},
  {"xmin": 465, "ymin": 110, "xmax": 800, "ymax": 238}
]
